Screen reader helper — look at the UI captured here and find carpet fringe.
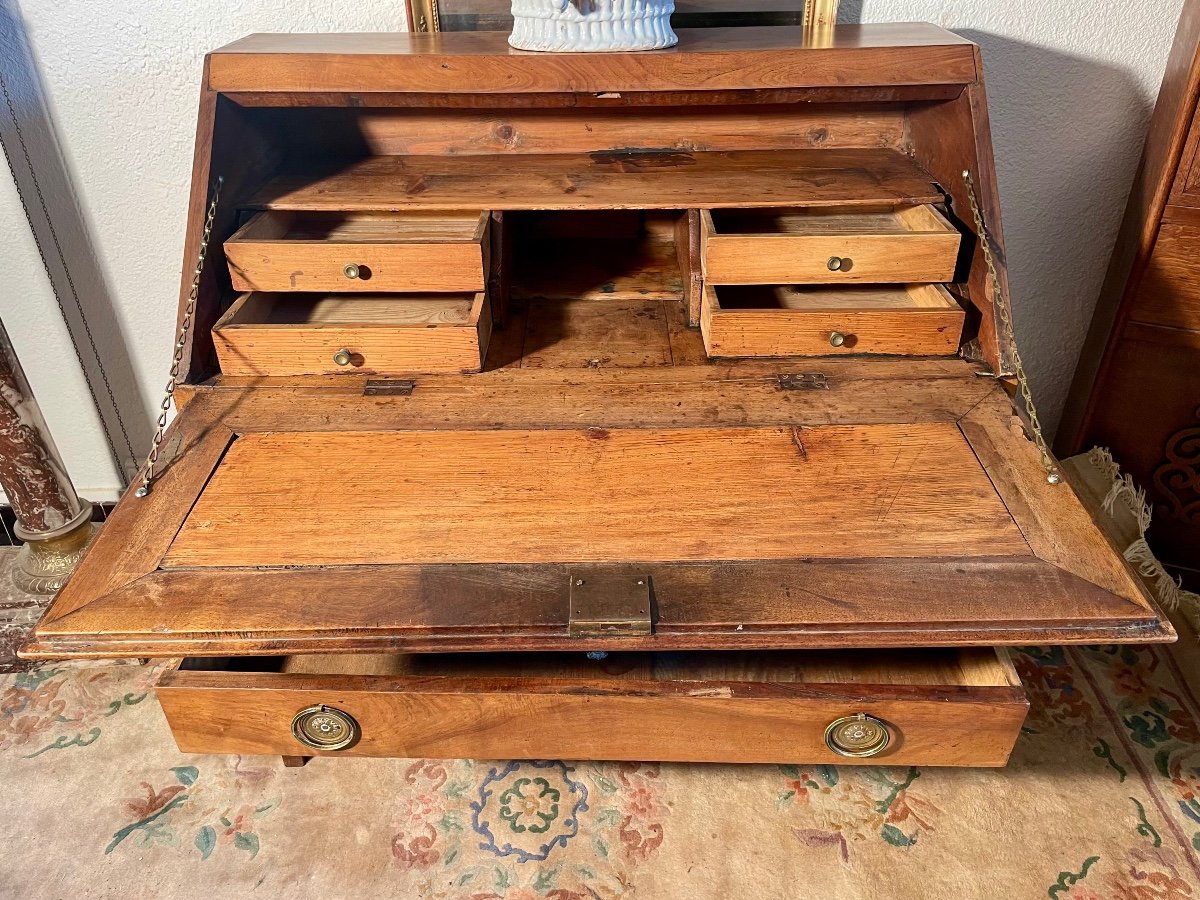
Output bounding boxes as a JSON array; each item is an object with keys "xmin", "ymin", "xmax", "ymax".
[{"xmin": 1086, "ymin": 446, "xmax": 1200, "ymax": 631}]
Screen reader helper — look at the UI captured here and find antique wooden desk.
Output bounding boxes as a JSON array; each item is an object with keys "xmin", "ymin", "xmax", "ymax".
[{"xmin": 23, "ymin": 25, "xmax": 1174, "ymax": 767}]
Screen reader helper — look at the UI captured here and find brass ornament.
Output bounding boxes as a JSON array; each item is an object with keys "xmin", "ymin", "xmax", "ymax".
[
  {"xmin": 291, "ymin": 705, "xmax": 361, "ymax": 751},
  {"xmin": 824, "ymin": 713, "xmax": 891, "ymax": 757}
]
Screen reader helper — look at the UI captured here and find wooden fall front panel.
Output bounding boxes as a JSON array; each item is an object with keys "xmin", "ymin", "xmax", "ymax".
[{"xmin": 22, "ymin": 26, "xmax": 1175, "ymax": 768}]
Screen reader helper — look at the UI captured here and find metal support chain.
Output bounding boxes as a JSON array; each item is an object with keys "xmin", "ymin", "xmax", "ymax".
[
  {"xmin": 962, "ymin": 170, "xmax": 1061, "ymax": 485},
  {"xmin": 135, "ymin": 176, "xmax": 223, "ymax": 498}
]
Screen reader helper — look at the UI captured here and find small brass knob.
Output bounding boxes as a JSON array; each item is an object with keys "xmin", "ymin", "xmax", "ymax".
[
  {"xmin": 829, "ymin": 331, "xmax": 847, "ymax": 348},
  {"xmin": 827, "ymin": 256, "xmax": 852, "ymax": 272},
  {"xmin": 291, "ymin": 705, "xmax": 360, "ymax": 751},
  {"xmin": 343, "ymin": 263, "xmax": 361, "ymax": 279},
  {"xmin": 824, "ymin": 713, "xmax": 891, "ymax": 758},
  {"xmin": 333, "ymin": 348, "xmax": 352, "ymax": 366}
]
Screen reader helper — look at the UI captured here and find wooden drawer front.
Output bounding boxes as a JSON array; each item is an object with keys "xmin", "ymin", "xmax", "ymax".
[
  {"xmin": 156, "ymin": 649, "xmax": 1028, "ymax": 767},
  {"xmin": 225, "ymin": 211, "xmax": 489, "ymax": 293},
  {"xmin": 213, "ymin": 291, "xmax": 491, "ymax": 375},
  {"xmin": 701, "ymin": 205, "xmax": 960, "ymax": 285},
  {"xmin": 701, "ymin": 283, "xmax": 964, "ymax": 357}
]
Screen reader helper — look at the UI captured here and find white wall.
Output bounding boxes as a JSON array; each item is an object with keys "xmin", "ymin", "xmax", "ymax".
[{"xmin": 0, "ymin": 0, "xmax": 1186, "ymax": 500}]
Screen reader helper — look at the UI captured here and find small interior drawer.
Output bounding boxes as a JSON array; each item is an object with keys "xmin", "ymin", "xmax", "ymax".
[
  {"xmin": 156, "ymin": 648, "xmax": 1028, "ymax": 767},
  {"xmin": 701, "ymin": 205, "xmax": 960, "ymax": 285},
  {"xmin": 224, "ymin": 210, "xmax": 489, "ymax": 293},
  {"xmin": 701, "ymin": 283, "xmax": 965, "ymax": 358},
  {"xmin": 212, "ymin": 290, "xmax": 491, "ymax": 375}
]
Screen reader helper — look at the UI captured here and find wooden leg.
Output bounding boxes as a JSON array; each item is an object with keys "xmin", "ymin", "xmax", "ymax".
[{"xmin": 281, "ymin": 755, "xmax": 311, "ymax": 768}]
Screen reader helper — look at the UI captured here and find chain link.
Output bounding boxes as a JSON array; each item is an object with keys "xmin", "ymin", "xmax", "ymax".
[
  {"xmin": 134, "ymin": 176, "xmax": 223, "ymax": 498},
  {"xmin": 961, "ymin": 170, "xmax": 1061, "ymax": 485}
]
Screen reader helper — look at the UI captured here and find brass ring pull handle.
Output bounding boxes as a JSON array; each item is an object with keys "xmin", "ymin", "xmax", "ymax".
[
  {"xmin": 829, "ymin": 331, "xmax": 847, "ymax": 348},
  {"xmin": 333, "ymin": 348, "xmax": 353, "ymax": 367},
  {"xmin": 291, "ymin": 705, "xmax": 360, "ymax": 751},
  {"xmin": 343, "ymin": 263, "xmax": 362, "ymax": 279},
  {"xmin": 824, "ymin": 713, "xmax": 891, "ymax": 758},
  {"xmin": 827, "ymin": 255, "xmax": 852, "ymax": 272}
]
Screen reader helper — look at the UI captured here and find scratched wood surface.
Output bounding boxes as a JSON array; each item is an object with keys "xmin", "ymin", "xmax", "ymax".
[
  {"xmin": 163, "ymin": 424, "xmax": 1026, "ymax": 568},
  {"xmin": 248, "ymin": 149, "xmax": 942, "ymax": 212}
]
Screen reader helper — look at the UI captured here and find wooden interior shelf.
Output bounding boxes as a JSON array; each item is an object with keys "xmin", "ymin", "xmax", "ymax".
[{"xmin": 248, "ymin": 148, "xmax": 943, "ymax": 212}]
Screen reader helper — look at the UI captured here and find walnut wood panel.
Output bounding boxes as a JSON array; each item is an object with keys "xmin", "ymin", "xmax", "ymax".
[
  {"xmin": 25, "ymin": 554, "xmax": 1170, "ymax": 660},
  {"xmin": 1127, "ymin": 223, "xmax": 1200, "ymax": 330},
  {"xmin": 676, "ymin": 210, "xmax": 704, "ymax": 325},
  {"xmin": 212, "ymin": 290, "xmax": 491, "ymax": 375},
  {"xmin": 248, "ymin": 149, "xmax": 943, "ymax": 212},
  {"xmin": 700, "ymin": 284, "xmax": 964, "ymax": 357},
  {"xmin": 520, "ymin": 298, "xmax": 674, "ymax": 368},
  {"xmin": 222, "ymin": 86, "xmax": 966, "ymax": 110},
  {"xmin": 164, "ymin": 424, "xmax": 1026, "ymax": 567},
  {"xmin": 1080, "ymin": 329, "xmax": 1200, "ymax": 573},
  {"xmin": 701, "ymin": 205, "xmax": 960, "ymax": 285},
  {"xmin": 207, "ymin": 26, "xmax": 977, "ymax": 94},
  {"xmin": 156, "ymin": 648, "xmax": 1026, "ymax": 766},
  {"xmin": 189, "ymin": 357, "xmax": 1000, "ymax": 430},
  {"xmin": 906, "ymin": 74, "xmax": 1008, "ymax": 371},
  {"xmin": 959, "ymin": 391, "xmax": 1161, "ymax": 610},
  {"xmin": 224, "ymin": 210, "xmax": 488, "ymax": 293},
  {"xmin": 335, "ymin": 105, "xmax": 908, "ymax": 156}
]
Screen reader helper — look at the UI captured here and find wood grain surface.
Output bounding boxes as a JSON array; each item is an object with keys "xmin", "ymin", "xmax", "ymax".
[
  {"xmin": 248, "ymin": 149, "xmax": 942, "ymax": 212},
  {"xmin": 157, "ymin": 646, "xmax": 1026, "ymax": 766},
  {"xmin": 702, "ymin": 204, "xmax": 960, "ymax": 284},
  {"xmin": 213, "ymin": 291, "xmax": 491, "ymax": 375},
  {"xmin": 163, "ymin": 424, "xmax": 1025, "ymax": 567},
  {"xmin": 224, "ymin": 210, "xmax": 488, "ymax": 293},
  {"xmin": 701, "ymin": 284, "xmax": 965, "ymax": 357},
  {"xmin": 206, "ymin": 26, "xmax": 977, "ymax": 95}
]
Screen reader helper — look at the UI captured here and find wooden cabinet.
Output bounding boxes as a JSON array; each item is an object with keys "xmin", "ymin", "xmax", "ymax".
[
  {"xmin": 1061, "ymin": 1, "xmax": 1200, "ymax": 588},
  {"xmin": 22, "ymin": 26, "xmax": 1173, "ymax": 767}
]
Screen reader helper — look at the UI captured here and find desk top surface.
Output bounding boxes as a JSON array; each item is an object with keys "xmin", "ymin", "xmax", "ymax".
[{"xmin": 206, "ymin": 25, "xmax": 979, "ymax": 94}]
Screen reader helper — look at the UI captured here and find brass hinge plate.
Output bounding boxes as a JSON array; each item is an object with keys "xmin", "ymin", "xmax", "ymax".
[
  {"xmin": 778, "ymin": 372, "xmax": 829, "ymax": 390},
  {"xmin": 568, "ymin": 571, "xmax": 653, "ymax": 638},
  {"xmin": 363, "ymin": 379, "xmax": 415, "ymax": 396}
]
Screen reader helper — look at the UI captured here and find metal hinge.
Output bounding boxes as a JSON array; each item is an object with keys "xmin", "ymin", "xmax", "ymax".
[
  {"xmin": 568, "ymin": 571, "xmax": 654, "ymax": 638},
  {"xmin": 363, "ymin": 379, "xmax": 415, "ymax": 397},
  {"xmin": 778, "ymin": 372, "xmax": 829, "ymax": 390}
]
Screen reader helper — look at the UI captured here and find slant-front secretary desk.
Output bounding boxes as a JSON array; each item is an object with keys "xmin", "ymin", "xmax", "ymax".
[{"xmin": 23, "ymin": 25, "xmax": 1174, "ymax": 768}]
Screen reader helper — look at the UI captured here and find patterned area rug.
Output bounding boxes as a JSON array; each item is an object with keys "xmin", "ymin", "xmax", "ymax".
[{"xmin": 3, "ymin": 643, "xmax": 1200, "ymax": 899}]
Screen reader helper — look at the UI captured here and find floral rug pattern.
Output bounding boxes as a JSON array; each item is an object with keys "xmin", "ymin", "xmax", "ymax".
[{"xmin": 4, "ymin": 642, "xmax": 1200, "ymax": 898}]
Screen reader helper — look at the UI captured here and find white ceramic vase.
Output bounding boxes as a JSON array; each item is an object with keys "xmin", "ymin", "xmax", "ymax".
[{"xmin": 509, "ymin": 0, "xmax": 678, "ymax": 52}]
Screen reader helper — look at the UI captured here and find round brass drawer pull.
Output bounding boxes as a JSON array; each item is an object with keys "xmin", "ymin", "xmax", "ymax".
[
  {"xmin": 824, "ymin": 713, "xmax": 891, "ymax": 758},
  {"xmin": 332, "ymin": 348, "xmax": 353, "ymax": 367},
  {"xmin": 343, "ymin": 263, "xmax": 362, "ymax": 279},
  {"xmin": 829, "ymin": 331, "xmax": 847, "ymax": 348},
  {"xmin": 827, "ymin": 255, "xmax": 852, "ymax": 272},
  {"xmin": 291, "ymin": 705, "xmax": 360, "ymax": 751}
]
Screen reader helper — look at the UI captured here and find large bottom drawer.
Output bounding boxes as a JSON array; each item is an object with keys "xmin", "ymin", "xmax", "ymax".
[{"xmin": 156, "ymin": 648, "xmax": 1028, "ymax": 767}]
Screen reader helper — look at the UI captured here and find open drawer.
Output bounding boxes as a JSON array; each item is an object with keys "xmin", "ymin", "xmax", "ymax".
[
  {"xmin": 701, "ymin": 205, "xmax": 960, "ymax": 285},
  {"xmin": 212, "ymin": 290, "xmax": 492, "ymax": 375},
  {"xmin": 157, "ymin": 648, "xmax": 1029, "ymax": 766},
  {"xmin": 224, "ymin": 210, "xmax": 490, "ymax": 293},
  {"xmin": 701, "ymin": 283, "xmax": 964, "ymax": 357}
]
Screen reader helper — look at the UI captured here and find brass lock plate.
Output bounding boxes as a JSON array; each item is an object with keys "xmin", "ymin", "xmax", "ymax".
[
  {"xmin": 568, "ymin": 571, "xmax": 653, "ymax": 638},
  {"xmin": 778, "ymin": 372, "xmax": 829, "ymax": 391},
  {"xmin": 291, "ymin": 705, "xmax": 360, "ymax": 751},
  {"xmin": 363, "ymin": 379, "xmax": 415, "ymax": 396}
]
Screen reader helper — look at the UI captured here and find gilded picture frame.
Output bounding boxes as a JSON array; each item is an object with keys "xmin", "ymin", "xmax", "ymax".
[{"xmin": 405, "ymin": 1, "xmax": 837, "ymax": 34}]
